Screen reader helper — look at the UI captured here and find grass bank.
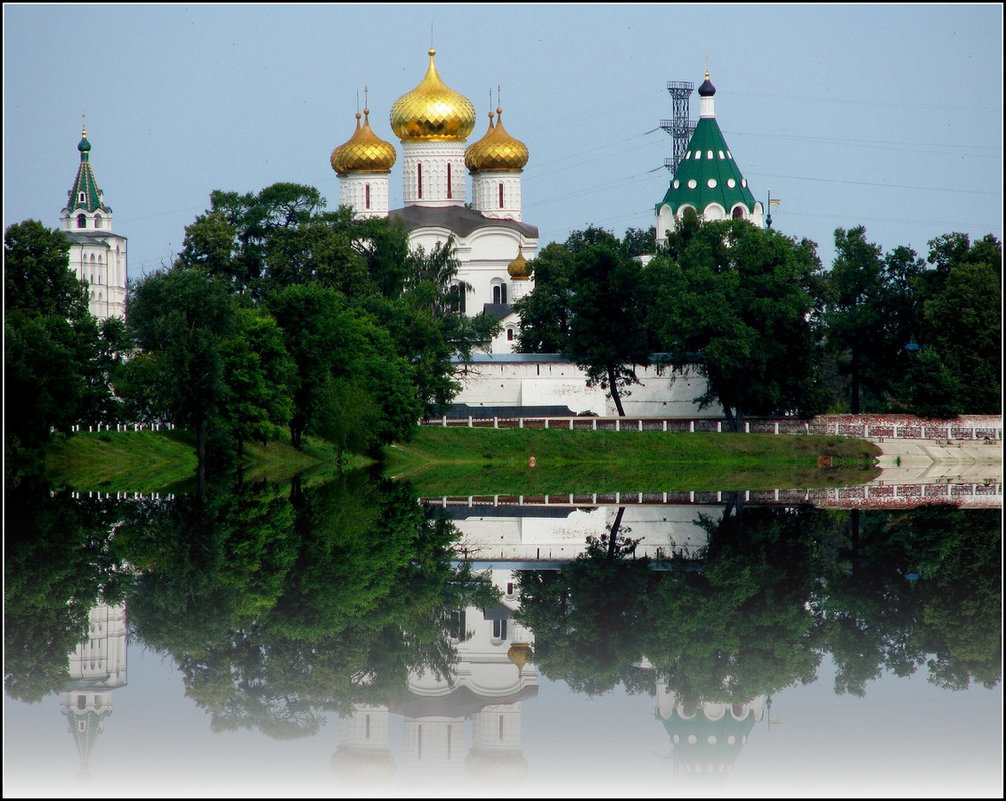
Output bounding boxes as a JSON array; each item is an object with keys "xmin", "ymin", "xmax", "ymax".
[
  {"xmin": 384, "ymin": 426, "xmax": 881, "ymax": 495},
  {"xmin": 45, "ymin": 430, "xmax": 347, "ymax": 492}
]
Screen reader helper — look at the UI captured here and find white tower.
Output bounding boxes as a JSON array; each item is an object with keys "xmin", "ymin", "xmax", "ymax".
[{"xmin": 59, "ymin": 116, "xmax": 128, "ymax": 322}]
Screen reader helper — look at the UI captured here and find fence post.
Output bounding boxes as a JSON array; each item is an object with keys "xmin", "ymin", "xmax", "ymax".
[
  {"xmin": 468, "ymin": 416, "xmax": 473, "ymax": 428},
  {"xmin": 689, "ymin": 421, "xmax": 695, "ymax": 433},
  {"xmin": 745, "ymin": 421, "xmax": 750, "ymax": 433}
]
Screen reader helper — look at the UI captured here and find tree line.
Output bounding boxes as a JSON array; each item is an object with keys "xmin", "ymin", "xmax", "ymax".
[
  {"xmin": 5, "ymin": 186, "xmax": 1001, "ymax": 472},
  {"xmin": 515, "ymin": 213, "xmax": 1001, "ymax": 427}
]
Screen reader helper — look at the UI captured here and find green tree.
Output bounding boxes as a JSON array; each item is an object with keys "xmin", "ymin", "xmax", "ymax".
[
  {"xmin": 123, "ymin": 267, "xmax": 237, "ymax": 477},
  {"xmin": 649, "ymin": 219, "xmax": 829, "ymax": 430},
  {"xmin": 4, "ymin": 220, "xmax": 104, "ymax": 459},
  {"xmin": 565, "ymin": 244, "xmax": 651, "ymax": 416},
  {"xmin": 218, "ymin": 306, "xmax": 296, "ymax": 453},
  {"xmin": 823, "ymin": 226, "xmax": 888, "ymax": 413},
  {"xmin": 512, "ymin": 241, "xmax": 575, "ymax": 353},
  {"xmin": 911, "ymin": 235, "xmax": 1001, "ymax": 415}
]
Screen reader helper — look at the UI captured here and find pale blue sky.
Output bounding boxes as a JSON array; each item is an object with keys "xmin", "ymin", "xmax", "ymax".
[{"xmin": 3, "ymin": 3, "xmax": 1002, "ymax": 280}]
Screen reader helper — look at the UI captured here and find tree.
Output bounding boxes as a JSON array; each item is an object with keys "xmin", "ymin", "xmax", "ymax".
[
  {"xmin": 218, "ymin": 306, "xmax": 296, "ymax": 453},
  {"xmin": 565, "ymin": 244, "xmax": 651, "ymax": 416},
  {"xmin": 512, "ymin": 241, "xmax": 575, "ymax": 353},
  {"xmin": 123, "ymin": 266, "xmax": 237, "ymax": 478},
  {"xmin": 910, "ymin": 234, "xmax": 1001, "ymax": 415},
  {"xmin": 823, "ymin": 226, "xmax": 887, "ymax": 413},
  {"xmin": 4, "ymin": 220, "xmax": 104, "ymax": 459},
  {"xmin": 648, "ymin": 219, "xmax": 829, "ymax": 430}
]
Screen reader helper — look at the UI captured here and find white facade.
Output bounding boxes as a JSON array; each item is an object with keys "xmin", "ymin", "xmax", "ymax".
[{"xmin": 450, "ymin": 355, "xmax": 723, "ymax": 418}]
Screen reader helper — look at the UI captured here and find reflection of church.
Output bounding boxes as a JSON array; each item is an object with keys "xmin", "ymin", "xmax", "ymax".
[
  {"xmin": 331, "ymin": 570, "xmax": 537, "ymax": 787},
  {"xmin": 653, "ymin": 679, "xmax": 763, "ymax": 784},
  {"xmin": 59, "ymin": 602, "xmax": 128, "ymax": 777}
]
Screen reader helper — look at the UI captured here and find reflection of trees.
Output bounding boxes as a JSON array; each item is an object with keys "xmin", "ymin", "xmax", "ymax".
[
  {"xmin": 4, "ymin": 473, "xmax": 126, "ymax": 703},
  {"xmin": 118, "ymin": 472, "xmax": 497, "ymax": 738},
  {"xmin": 517, "ymin": 507, "xmax": 655, "ymax": 696},
  {"xmin": 642, "ymin": 499, "xmax": 830, "ymax": 707},
  {"xmin": 820, "ymin": 506, "xmax": 1001, "ymax": 695}
]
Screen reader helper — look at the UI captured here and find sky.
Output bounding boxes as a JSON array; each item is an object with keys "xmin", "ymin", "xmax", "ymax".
[{"xmin": 3, "ymin": 3, "xmax": 1003, "ymax": 283}]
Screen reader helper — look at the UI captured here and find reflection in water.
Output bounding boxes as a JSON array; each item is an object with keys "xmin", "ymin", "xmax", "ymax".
[{"xmin": 3, "ymin": 471, "xmax": 1001, "ymax": 796}]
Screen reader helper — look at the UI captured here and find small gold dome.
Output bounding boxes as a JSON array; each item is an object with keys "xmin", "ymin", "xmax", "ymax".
[
  {"xmin": 390, "ymin": 49, "xmax": 476, "ymax": 142},
  {"xmin": 507, "ymin": 642, "xmax": 531, "ymax": 673},
  {"xmin": 331, "ymin": 108, "xmax": 397, "ymax": 175},
  {"xmin": 465, "ymin": 107, "xmax": 529, "ymax": 172},
  {"xmin": 507, "ymin": 246, "xmax": 530, "ymax": 280}
]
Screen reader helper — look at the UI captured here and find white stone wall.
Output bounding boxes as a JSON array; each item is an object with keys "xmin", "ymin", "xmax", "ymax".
[{"xmin": 452, "ymin": 358, "xmax": 723, "ymax": 418}]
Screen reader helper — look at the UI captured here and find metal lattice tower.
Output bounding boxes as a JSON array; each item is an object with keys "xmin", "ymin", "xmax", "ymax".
[{"xmin": 659, "ymin": 80, "xmax": 695, "ymax": 177}]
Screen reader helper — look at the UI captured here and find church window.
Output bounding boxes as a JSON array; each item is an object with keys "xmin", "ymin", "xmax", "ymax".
[
  {"xmin": 493, "ymin": 618, "xmax": 507, "ymax": 639},
  {"xmin": 365, "ymin": 183, "xmax": 371, "ymax": 209},
  {"xmin": 447, "ymin": 163, "xmax": 452, "ymax": 199},
  {"xmin": 718, "ymin": 150, "xmax": 725, "ymax": 159},
  {"xmin": 79, "ymin": 192, "xmax": 85, "ymax": 202},
  {"xmin": 732, "ymin": 206, "xmax": 745, "ymax": 219},
  {"xmin": 507, "ymin": 328, "xmax": 514, "ymax": 341},
  {"xmin": 493, "ymin": 283, "xmax": 507, "ymax": 305},
  {"xmin": 417, "ymin": 163, "xmax": 423, "ymax": 199},
  {"xmin": 694, "ymin": 150, "xmax": 701, "ymax": 159},
  {"xmin": 94, "ymin": 214, "xmax": 102, "ymax": 229},
  {"xmin": 77, "ymin": 213, "xmax": 87, "ymax": 228},
  {"xmin": 707, "ymin": 150, "xmax": 714, "ymax": 159},
  {"xmin": 498, "ymin": 182, "xmax": 504, "ymax": 208}
]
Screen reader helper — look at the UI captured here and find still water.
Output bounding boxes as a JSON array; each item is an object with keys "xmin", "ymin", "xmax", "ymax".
[{"xmin": 4, "ymin": 471, "xmax": 1002, "ymax": 798}]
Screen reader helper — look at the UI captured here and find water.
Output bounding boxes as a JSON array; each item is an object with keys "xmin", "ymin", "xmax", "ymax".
[{"xmin": 4, "ymin": 472, "xmax": 1002, "ymax": 798}]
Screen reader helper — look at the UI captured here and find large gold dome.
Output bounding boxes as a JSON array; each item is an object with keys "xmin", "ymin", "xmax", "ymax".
[
  {"xmin": 390, "ymin": 49, "xmax": 476, "ymax": 142},
  {"xmin": 465, "ymin": 107, "xmax": 529, "ymax": 172},
  {"xmin": 331, "ymin": 108, "xmax": 397, "ymax": 174}
]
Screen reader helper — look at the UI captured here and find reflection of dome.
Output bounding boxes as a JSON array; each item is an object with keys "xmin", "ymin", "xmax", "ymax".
[
  {"xmin": 465, "ymin": 108, "xmax": 529, "ymax": 172},
  {"xmin": 390, "ymin": 49, "xmax": 476, "ymax": 141},
  {"xmin": 331, "ymin": 108, "xmax": 397, "ymax": 174},
  {"xmin": 330, "ymin": 747, "xmax": 397, "ymax": 783},
  {"xmin": 465, "ymin": 749, "xmax": 529, "ymax": 780},
  {"xmin": 507, "ymin": 246, "xmax": 530, "ymax": 280},
  {"xmin": 507, "ymin": 642, "xmax": 531, "ymax": 672}
]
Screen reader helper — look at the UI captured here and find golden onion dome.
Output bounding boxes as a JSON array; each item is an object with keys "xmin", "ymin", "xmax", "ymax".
[
  {"xmin": 331, "ymin": 108, "xmax": 397, "ymax": 175},
  {"xmin": 507, "ymin": 246, "xmax": 530, "ymax": 280},
  {"xmin": 465, "ymin": 107, "xmax": 529, "ymax": 172},
  {"xmin": 390, "ymin": 49, "xmax": 476, "ymax": 142}
]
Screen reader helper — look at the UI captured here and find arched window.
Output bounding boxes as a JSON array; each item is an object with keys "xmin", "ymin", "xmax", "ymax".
[
  {"xmin": 417, "ymin": 163, "xmax": 423, "ymax": 199},
  {"xmin": 506, "ymin": 328, "xmax": 514, "ymax": 341},
  {"xmin": 365, "ymin": 183, "xmax": 371, "ymax": 209},
  {"xmin": 493, "ymin": 283, "xmax": 508, "ymax": 305},
  {"xmin": 732, "ymin": 206, "xmax": 745, "ymax": 219},
  {"xmin": 79, "ymin": 192, "xmax": 85, "ymax": 203},
  {"xmin": 498, "ymin": 182, "xmax": 504, "ymax": 209},
  {"xmin": 447, "ymin": 163, "xmax": 452, "ymax": 199},
  {"xmin": 94, "ymin": 214, "xmax": 102, "ymax": 229},
  {"xmin": 77, "ymin": 214, "xmax": 87, "ymax": 228}
]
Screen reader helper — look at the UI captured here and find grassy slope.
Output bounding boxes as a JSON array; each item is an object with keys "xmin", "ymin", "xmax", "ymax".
[
  {"xmin": 44, "ymin": 425, "xmax": 881, "ymax": 494},
  {"xmin": 384, "ymin": 427, "xmax": 881, "ymax": 495}
]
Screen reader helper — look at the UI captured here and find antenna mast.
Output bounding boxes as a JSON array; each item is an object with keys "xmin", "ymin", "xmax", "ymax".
[{"xmin": 660, "ymin": 81, "xmax": 695, "ymax": 177}]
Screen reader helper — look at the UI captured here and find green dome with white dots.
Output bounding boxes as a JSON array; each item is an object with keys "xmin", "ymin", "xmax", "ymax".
[{"xmin": 656, "ymin": 73, "xmax": 757, "ymax": 218}]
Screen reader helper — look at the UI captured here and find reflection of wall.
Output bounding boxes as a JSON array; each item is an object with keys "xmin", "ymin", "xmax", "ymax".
[
  {"xmin": 333, "ymin": 571, "xmax": 536, "ymax": 787},
  {"xmin": 448, "ymin": 505, "xmax": 720, "ymax": 564},
  {"xmin": 59, "ymin": 602, "xmax": 128, "ymax": 777}
]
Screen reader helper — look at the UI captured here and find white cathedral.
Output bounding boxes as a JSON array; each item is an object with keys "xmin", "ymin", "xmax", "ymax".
[
  {"xmin": 330, "ymin": 54, "xmax": 756, "ymax": 417},
  {"xmin": 329, "ymin": 48, "xmax": 538, "ymax": 356}
]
